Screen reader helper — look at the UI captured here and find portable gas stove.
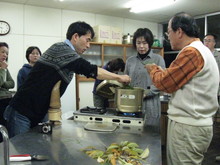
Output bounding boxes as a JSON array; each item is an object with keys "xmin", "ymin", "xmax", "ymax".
[{"xmin": 73, "ymin": 106, "xmax": 144, "ymax": 126}]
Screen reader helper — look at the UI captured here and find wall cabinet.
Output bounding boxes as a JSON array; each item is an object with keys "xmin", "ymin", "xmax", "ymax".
[{"xmin": 76, "ymin": 42, "xmax": 164, "ymax": 109}]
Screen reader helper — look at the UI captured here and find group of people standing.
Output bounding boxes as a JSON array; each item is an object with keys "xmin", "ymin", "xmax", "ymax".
[
  {"xmin": 0, "ymin": 43, "xmax": 41, "ymax": 126},
  {"xmin": 0, "ymin": 44, "xmax": 42, "ymax": 92},
  {"xmin": 93, "ymin": 12, "xmax": 220, "ymax": 165},
  {"xmin": 0, "ymin": 11, "xmax": 220, "ymax": 165}
]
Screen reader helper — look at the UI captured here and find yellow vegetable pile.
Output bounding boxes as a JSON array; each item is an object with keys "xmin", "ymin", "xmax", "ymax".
[{"xmin": 81, "ymin": 141, "xmax": 149, "ymax": 165}]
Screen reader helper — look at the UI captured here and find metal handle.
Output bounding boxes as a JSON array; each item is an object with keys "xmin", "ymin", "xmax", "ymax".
[{"xmin": 0, "ymin": 125, "xmax": 9, "ymax": 165}]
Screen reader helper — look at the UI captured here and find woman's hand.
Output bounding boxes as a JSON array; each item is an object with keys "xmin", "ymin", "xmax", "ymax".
[{"xmin": 0, "ymin": 60, "xmax": 8, "ymax": 69}]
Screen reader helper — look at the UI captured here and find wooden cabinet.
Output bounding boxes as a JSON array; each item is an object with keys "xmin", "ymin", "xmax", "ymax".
[{"xmin": 76, "ymin": 42, "xmax": 164, "ymax": 109}]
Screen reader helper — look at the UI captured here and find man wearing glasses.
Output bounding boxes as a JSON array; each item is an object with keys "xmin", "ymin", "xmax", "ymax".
[
  {"xmin": 146, "ymin": 12, "xmax": 219, "ymax": 165},
  {"xmin": 203, "ymin": 33, "xmax": 220, "ymax": 70},
  {"xmin": 204, "ymin": 33, "xmax": 220, "ymax": 163}
]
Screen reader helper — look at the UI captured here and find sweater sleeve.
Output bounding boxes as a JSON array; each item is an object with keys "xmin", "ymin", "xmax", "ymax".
[
  {"xmin": 0, "ymin": 68, "xmax": 5, "ymax": 87},
  {"xmin": 1, "ymin": 69, "xmax": 15, "ymax": 89},
  {"xmin": 66, "ymin": 58, "xmax": 98, "ymax": 79},
  {"xmin": 17, "ymin": 69, "xmax": 24, "ymax": 89}
]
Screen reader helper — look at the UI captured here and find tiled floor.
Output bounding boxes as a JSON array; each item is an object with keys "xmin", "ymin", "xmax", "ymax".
[{"xmin": 162, "ymin": 122, "xmax": 220, "ymax": 165}]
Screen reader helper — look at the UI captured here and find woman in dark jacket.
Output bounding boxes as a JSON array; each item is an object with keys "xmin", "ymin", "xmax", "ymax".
[{"xmin": 17, "ymin": 46, "xmax": 41, "ymax": 89}]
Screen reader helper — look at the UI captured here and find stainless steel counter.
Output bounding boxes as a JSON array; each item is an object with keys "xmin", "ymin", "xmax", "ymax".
[{"xmin": 0, "ymin": 113, "xmax": 161, "ymax": 165}]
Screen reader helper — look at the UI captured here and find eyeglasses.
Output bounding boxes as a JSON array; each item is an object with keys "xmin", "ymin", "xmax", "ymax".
[
  {"xmin": 165, "ymin": 29, "xmax": 173, "ymax": 37},
  {"xmin": 203, "ymin": 39, "xmax": 215, "ymax": 43}
]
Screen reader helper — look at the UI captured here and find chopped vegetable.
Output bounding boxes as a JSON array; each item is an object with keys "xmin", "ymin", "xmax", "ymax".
[
  {"xmin": 122, "ymin": 85, "xmax": 134, "ymax": 89},
  {"xmin": 81, "ymin": 141, "xmax": 149, "ymax": 165}
]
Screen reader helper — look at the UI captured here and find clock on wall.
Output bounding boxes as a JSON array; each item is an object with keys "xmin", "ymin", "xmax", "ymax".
[{"xmin": 0, "ymin": 20, "xmax": 10, "ymax": 35}]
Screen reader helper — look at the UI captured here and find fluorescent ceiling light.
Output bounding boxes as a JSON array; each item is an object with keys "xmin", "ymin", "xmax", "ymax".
[{"xmin": 126, "ymin": 0, "xmax": 176, "ymax": 13}]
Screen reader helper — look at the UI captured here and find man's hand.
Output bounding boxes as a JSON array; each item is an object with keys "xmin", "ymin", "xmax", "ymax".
[
  {"xmin": 117, "ymin": 75, "xmax": 131, "ymax": 84},
  {"xmin": 145, "ymin": 64, "xmax": 157, "ymax": 73},
  {"xmin": 0, "ymin": 61, "xmax": 8, "ymax": 69}
]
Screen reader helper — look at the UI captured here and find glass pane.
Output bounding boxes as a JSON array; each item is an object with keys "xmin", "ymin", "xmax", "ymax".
[
  {"xmin": 162, "ymin": 23, "xmax": 172, "ymax": 51},
  {"xmin": 195, "ymin": 17, "xmax": 205, "ymax": 41},
  {"xmin": 103, "ymin": 46, "xmax": 123, "ymax": 65},
  {"xmin": 83, "ymin": 44, "xmax": 102, "ymax": 66},
  {"xmin": 207, "ymin": 14, "xmax": 220, "ymax": 48},
  {"xmin": 125, "ymin": 47, "xmax": 136, "ymax": 59}
]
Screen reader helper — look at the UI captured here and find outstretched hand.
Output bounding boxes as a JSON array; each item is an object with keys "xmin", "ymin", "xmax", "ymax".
[
  {"xmin": 145, "ymin": 64, "xmax": 157, "ymax": 73},
  {"xmin": 117, "ymin": 75, "xmax": 131, "ymax": 84}
]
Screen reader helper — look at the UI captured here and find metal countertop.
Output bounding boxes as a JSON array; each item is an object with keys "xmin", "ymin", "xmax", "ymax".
[{"xmin": 0, "ymin": 114, "xmax": 161, "ymax": 165}]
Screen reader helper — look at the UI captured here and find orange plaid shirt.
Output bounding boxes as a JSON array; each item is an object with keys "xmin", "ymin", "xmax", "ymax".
[{"xmin": 149, "ymin": 39, "xmax": 204, "ymax": 93}]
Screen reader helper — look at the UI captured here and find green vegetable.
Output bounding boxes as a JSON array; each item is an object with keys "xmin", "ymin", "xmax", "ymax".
[
  {"xmin": 140, "ymin": 148, "xmax": 150, "ymax": 159},
  {"xmin": 122, "ymin": 85, "xmax": 134, "ymax": 89},
  {"xmin": 81, "ymin": 141, "xmax": 150, "ymax": 165}
]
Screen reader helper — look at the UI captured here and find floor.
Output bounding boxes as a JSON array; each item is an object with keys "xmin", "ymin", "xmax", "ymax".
[{"xmin": 162, "ymin": 122, "xmax": 220, "ymax": 165}]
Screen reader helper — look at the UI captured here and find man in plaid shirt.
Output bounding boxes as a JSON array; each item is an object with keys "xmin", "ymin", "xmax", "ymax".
[{"xmin": 146, "ymin": 12, "xmax": 219, "ymax": 165}]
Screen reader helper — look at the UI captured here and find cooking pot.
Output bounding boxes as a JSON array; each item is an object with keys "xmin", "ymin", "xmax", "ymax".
[
  {"xmin": 96, "ymin": 80, "xmax": 144, "ymax": 113},
  {"xmin": 114, "ymin": 87, "xmax": 144, "ymax": 113},
  {"xmin": 96, "ymin": 80, "xmax": 124, "ymax": 99},
  {"xmin": 122, "ymin": 33, "xmax": 133, "ymax": 44}
]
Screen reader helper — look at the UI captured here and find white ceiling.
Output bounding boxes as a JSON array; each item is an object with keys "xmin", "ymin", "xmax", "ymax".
[{"xmin": 1, "ymin": 0, "xmax": 220, "ymax": 23}]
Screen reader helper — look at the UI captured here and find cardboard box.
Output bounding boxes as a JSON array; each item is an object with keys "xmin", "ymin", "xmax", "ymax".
[
  {"xmin": 93, "ymin": 25, "xmax": 111, "ymax": 43},
  {"xmin": 110, "ymin": 26, "xmax": 122, "ymax": 44}
]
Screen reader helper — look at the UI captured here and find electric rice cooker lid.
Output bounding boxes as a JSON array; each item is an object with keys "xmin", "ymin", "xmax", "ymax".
[{"xmin": 96, "ymin": 80, "xmax": 124, "ymax": 99}]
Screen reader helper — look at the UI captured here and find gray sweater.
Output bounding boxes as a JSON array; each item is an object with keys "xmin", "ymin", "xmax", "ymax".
[{"xmin": 125, "ymin": 50, "xmax": 165, "ymax": 126}]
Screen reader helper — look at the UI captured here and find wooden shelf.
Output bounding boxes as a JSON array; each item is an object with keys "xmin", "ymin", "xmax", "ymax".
[{"xmin": 82, "ymin": 54, "xmax": 101, "ymax": 56}]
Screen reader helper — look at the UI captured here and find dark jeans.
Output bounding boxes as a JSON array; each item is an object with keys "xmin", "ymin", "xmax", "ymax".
[
  {"xmin": 3, "ymin": 105, "xmax": 31, "ymax": 138},
  {"xmin": 3, "ymin": 105, "xmax": 48, "ymax": 138}
]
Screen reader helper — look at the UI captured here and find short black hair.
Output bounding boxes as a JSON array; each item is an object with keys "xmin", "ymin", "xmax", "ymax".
[
  {"xmin": 107, "ymin": 58, "xmax": 125, "ymax": 72},
  {"xmin": 0, "ymin": 42, "xmax": 9, "ymax": 48},
  {"xmin": 132, "ymin": 28, "xmax": 154, "ymax": 49},
  {"xmin": 204, "ymin": 33, "xmax": 218, "ymax": 41},
  {"xmin": 66, "ymin": 21, "xmax": 95, "ymax": 40},
  {"xmin": 171, "ymin": 12, "xmax": 199, "ymax": 38},
  {"xmin": 26, "ymin": 46, "xmax": 42, "ymax": 62}
]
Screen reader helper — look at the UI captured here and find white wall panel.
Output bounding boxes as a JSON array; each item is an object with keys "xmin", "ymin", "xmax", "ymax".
[
  {"xmin": 61, "ymin": 76, "xmax": 76, "ymax": 112},
  {"xmin": 24, "ymin": 5, "xmax": 62, "ymax": 37},
  {"xmin": 0, "ymin": 2, "xmax": 24, "ymax": 34},
  {"xmin": 95, "ymin": 14, "xmax": 124, "ymax": 29},
  {"xmin": 62, "ymin": 10, "xmax": 96, "ymax": 37},
  {"xmin": 24, "ymin": 35, "xmax": 62, "ymax": 54},
  {"xmin": 124, "ymin": 19, "xmax": 158, "ymax": 38},
  {"xmin": 79, "ymin": 82, "xmax": 94, "ymax": 108}
]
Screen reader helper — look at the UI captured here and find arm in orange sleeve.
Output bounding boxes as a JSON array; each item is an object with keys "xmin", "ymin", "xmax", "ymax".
[{"xmin": 147, "ymin": 47, "xmax": 204, "ymax": 93}]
